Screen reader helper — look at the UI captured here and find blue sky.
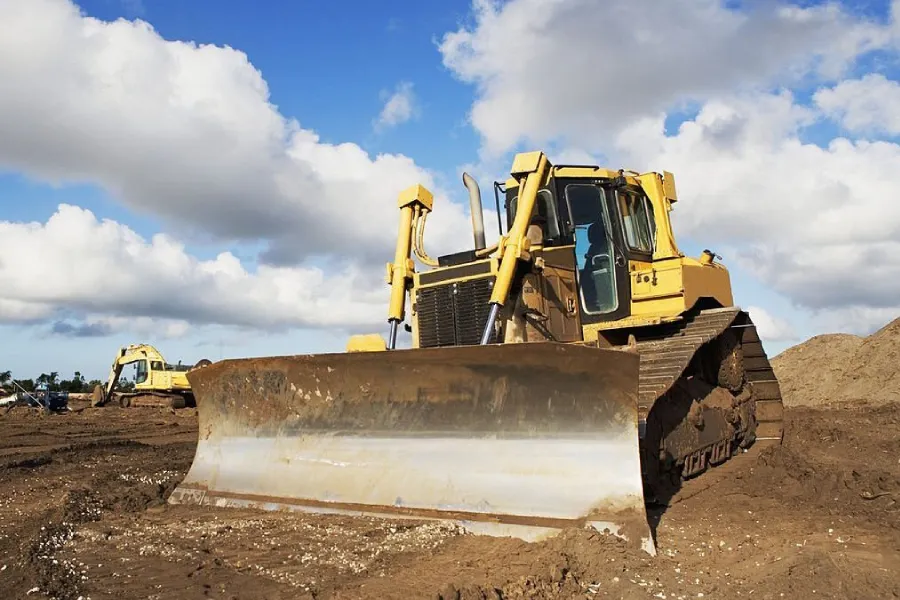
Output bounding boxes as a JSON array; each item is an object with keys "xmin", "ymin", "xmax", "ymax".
[{"xmin": 1, "ymin": 0, "xmax": 899, "ymax": 381}]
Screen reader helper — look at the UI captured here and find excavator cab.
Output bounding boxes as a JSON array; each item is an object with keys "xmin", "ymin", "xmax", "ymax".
[{"xmin": 171, "ymin": 151, "xmax": 784, "ymax": 557}]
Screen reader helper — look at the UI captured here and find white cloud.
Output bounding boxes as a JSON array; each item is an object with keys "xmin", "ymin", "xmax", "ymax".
[
  {"xmin": 434, "ymin": 0, "xmax": 900, "ymax": 336},
  {"xmin": 0, "ymin": 205, "xmax": 390, "ymax": 332},
  {"xmin": 0, "ymin": 0, "xmax": 472, "ymax": 267},
  {"xmin": 746, "ymin": 305, "xmax": 797, "ymax": 343},
  {"xmin": 810, "ymin": 306, "xmax": 900, "ymax": 336},
  {"xmin": 2, "ymin": 0, "xmax": 899, "ymax": 346},
  {"xmin": 439, "ymin": 0, "xmax": 894, "ymax": 156},
  {"xmin": 613, "ymin": 90, "xmax": 900, "ymax": 329},
  {"xmin": 0, "ymin": 299, "xmax": 54, "ymax": 323},
  {"xmin": 814, "ymin": 74, "xmax": 900, "ymax": 136},
  {"xmin": 375, "ymin": 81, "xmax": 417, "ymax": 130}
]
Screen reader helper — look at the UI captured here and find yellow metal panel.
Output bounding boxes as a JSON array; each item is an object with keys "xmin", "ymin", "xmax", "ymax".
[
  {"xmin": 583, "ymin": 313, "xmax": 683, "ymax": 336},
  {"xmin": 682, "ymin": 263, "xmax": 733, "ymax": 308},
  {"xmin": 662, "ymin": 171, "xmax": 678, "ymax": 203},
  {"xmin": 397, "ymin": 184, "xmax": 434, "ymax": 211},
  {"xmin": 510, "ymin": 151, "xmax": 545, "ymax": 176},
  {"xmin": 631, "ymin": 295, "xmax": 688, "ymax": 319},
  {"xmin": 346, "ymin": 334, "xmax": 387, "ymax": 352},
  {"xmin": 630, "ymin": 260, "xmax": 684, "ymax": 301},
  {"xmin": 551, "ymin": 166, "xmax": 618, "ymax": 180}
]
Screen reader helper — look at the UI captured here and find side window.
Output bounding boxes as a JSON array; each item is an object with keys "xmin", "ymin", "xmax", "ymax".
[
  {"xmin": 536, "ymin": 190, "xmax": 561, "ymax": 239},
  {"xmin": 507, "ymin": 190, "xmax": 561, "ymax": 240},
  {"xmin": 617, "ymin": 192, "xmax": 653, "ymax": 254},
  {"xmin": 643, "ymin": 196, "xmax": 656, "ymax": 251},
  {"xmin": 151, "ymin": 361, "xmax": 164, "ymax": 371}
]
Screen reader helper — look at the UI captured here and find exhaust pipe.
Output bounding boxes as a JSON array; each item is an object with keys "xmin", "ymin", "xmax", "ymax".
[{"xmin": 462, "ymin": 172, "xmax": 486, "ymax": 251}]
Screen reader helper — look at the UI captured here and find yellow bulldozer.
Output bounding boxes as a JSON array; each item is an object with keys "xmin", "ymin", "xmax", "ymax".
[
  {"xmin": 91, "ymin": 344, "xmax": 212, "ymax": 409},
  {"xmin": 170, "ymin": 151, "xmax": 784, "ymax": 555}
]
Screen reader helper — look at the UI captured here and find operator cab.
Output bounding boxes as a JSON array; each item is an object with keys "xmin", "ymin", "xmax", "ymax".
[{"xmin": 500, "ymin": 176, "xmax": 657, "ymax": 325}]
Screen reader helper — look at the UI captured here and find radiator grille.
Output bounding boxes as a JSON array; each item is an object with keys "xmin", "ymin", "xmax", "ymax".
[{"xmin": 416, "ymin": 277, "xmax": 498, "ymax": 348}]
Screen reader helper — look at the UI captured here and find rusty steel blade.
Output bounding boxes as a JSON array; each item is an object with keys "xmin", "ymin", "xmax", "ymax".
[{"xmin": 169, "ymin": 342, "xmax": 655, "ymax": 554}]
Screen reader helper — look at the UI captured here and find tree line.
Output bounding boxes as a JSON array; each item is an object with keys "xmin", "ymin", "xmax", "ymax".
[{"xmin": 0, "ymin": 370, "xmax": 136, "ymax": 394}]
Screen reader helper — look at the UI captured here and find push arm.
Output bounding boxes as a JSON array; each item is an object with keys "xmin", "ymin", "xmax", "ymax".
[
  {"xmin": 479, "ymin": 151, "xmax": 550, "ymax": 344},
  {"xmin": 385, "ymin": 185, "xmax": 434, "ymax": 349}
]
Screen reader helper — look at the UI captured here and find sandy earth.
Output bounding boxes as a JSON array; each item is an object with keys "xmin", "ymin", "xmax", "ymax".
[
  {"xmin": 772, "ymin": 318, "xmax": 900, "ymax": 408},
  {"xmin": 0, "ymin": 395, "xmax": 897, "ymax": 600}
]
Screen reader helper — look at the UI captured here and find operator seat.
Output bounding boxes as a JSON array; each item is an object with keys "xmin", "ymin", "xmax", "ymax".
[{"xmin": 580, "ymin": 221, "xmax": 614, "ymax": 313}]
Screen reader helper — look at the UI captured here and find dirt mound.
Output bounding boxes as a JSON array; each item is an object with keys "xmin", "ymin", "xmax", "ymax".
[
  {"xmin": 772, "ymin": 317, "xmax": 899, "ymax": 407},
  {"xmin": 838, "ymin": 318, "xmax": 900, "ymax": 404}
]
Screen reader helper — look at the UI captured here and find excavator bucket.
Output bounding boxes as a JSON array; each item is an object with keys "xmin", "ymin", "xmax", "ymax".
[{"xmin": 168, "ymin": 342, "xmax": 655, "ymax": 554}]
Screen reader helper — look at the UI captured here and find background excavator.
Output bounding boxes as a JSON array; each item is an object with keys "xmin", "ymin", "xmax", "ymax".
[
  {"xmin": 91, "ymin": 344, "xmax": 212, "ymax": 409},
  {"xmin": 170, "ymin": 151, "xmax": 784, "ymax": 555}
]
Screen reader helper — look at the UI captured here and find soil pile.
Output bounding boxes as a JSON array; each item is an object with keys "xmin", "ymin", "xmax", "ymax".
[{"xmin": 771, "ymin": 316, "xmax": 900, "ymax": 407}]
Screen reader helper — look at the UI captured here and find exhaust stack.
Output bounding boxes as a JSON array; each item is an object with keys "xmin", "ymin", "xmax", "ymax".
[{"xmin": 462, "ymin": 172, "xmax": 487, "ymax": 251}]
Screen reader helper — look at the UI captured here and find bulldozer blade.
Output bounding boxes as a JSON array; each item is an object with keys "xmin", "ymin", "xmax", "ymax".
[{"xmin": 169, "ymin": 342, "xmax": 655, "ymax": 554}]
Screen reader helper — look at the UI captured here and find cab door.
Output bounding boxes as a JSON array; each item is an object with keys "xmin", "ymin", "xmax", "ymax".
[
  {"xmin": 133, "ymin": 359, "xmax": 149, "ymax": 390},
  {"xmin": 563, "ymin": 183, "xmax": 631, "ymax": 324}
]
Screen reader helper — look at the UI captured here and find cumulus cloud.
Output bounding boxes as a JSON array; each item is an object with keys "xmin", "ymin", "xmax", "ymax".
[
  {"xmin": 0, "ymin": 299, "xmax": 54, "ymax": 324},
  {"xmin": 437, "ymin": 0, "xmax": 900, "ymax": 334},
  {"xmin": 613, "ymin": 91, "xmax": 900, "ymax": 328},
  {"xmin": 746, "ymin": 306, "xmax": 798, "ymax": 343},
  {"xmin": 814, "ymin": 74, "xmax": 900, "ymax": 136},
  {"xmin": 2, "ymin": 0, "xmax": 899, "ymax": 344},
  {"xmin": 439, "ymin": 0, "xmax": 894, "ymax": 156},
  {"xmin": 0, "ymin": 205, "xmax": 391, "ymax": 332},
  {"xmin": 375, "ymin": 81, "xmax": 417, "ymax": 130},
  {"xmin": 0, "ymin": 0, "xmax": 473, "ymax": 267}
]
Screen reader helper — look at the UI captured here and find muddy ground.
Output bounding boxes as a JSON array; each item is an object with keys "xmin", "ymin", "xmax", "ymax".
[{"xmin": 0, "ymin": 400, "xmax": 898, "ymax": 600}]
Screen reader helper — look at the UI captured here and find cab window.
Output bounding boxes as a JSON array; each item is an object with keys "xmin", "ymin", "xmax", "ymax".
[
  {"xmin": 617, "ymin": 192, "xmax": 654, "ymax": 254},
  {"xmin": 507, "ymin": 190, "xmax": 561, "ymax": 240},
  {"xmin": 643, "ymin": 196, "xmax": 657, "ymax": 251}
]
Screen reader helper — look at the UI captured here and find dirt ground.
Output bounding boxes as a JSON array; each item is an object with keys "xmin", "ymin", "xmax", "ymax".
[{"xmin": 0, "ymin": 396, "xmax": 897, "ymax": 600}]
